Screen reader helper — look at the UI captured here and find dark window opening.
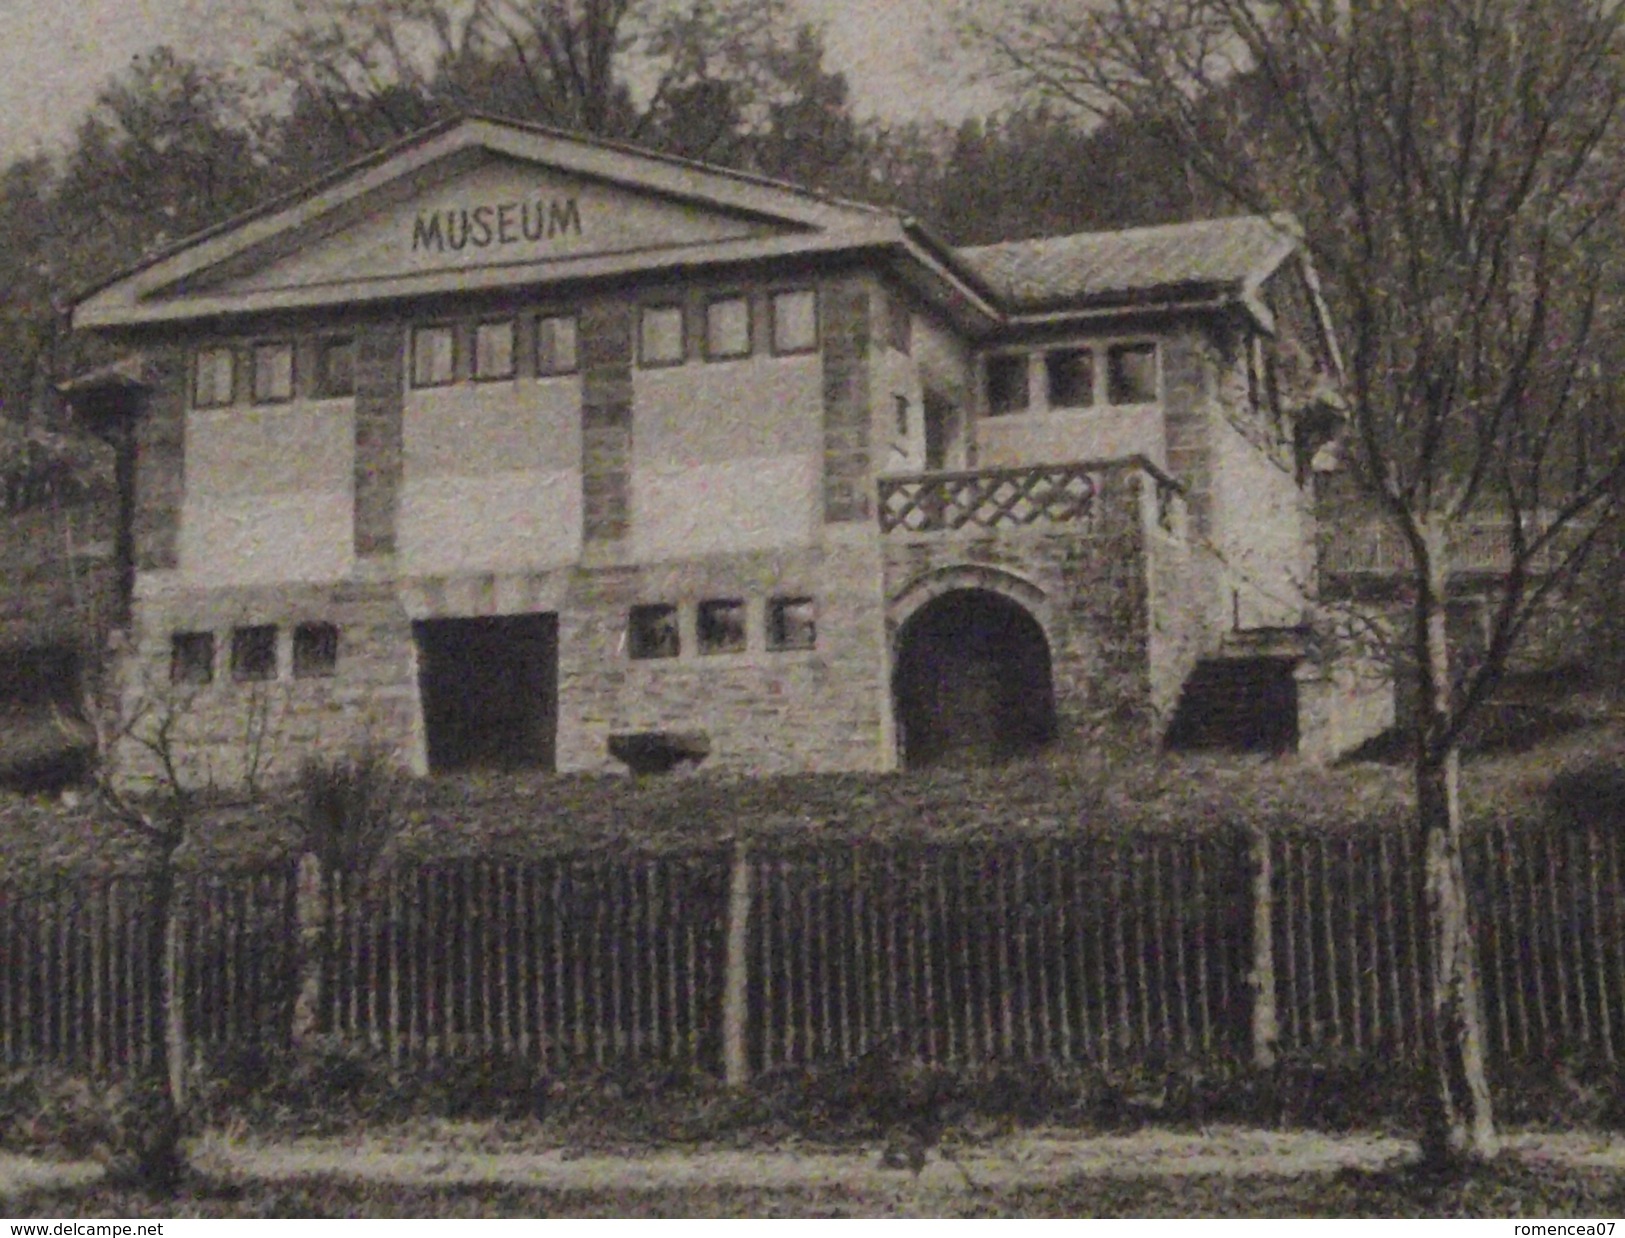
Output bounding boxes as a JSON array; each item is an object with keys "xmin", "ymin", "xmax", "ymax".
[
  {"xmin": 415, "ymin": 613, "xmax": 558, "ymax": 774},
  {"xmin": 892, "ymin": 589, "xmax": 1056, "ymax": 769},
  {"xmin": 1107, "ymin": 342, "xmax": 1159, "ymax": 404},
  {"xmin": 768, "ymin": 597, "xmax": 816, "ymax": 651},
  {"xmin": 629, "ymin": 604, "xmax": 680, "ymax": 659},
  {"xmin": 293, "ymin": 622, "xmax": 339, "ymax": 678},
  {"xmin": 1046, "ymin": 348, "xmax": 1095, "ymax": 408},
  {"xmin": 231, "ymin": 625, "xmax": 278, "ymax": 682},
  {"xmin": 170, "ymin": 631, "xmax": 215, "ymax": 685},
  {"xmin": 698, "ymin": 599, "xmax": 746, "ymax": 655},
  {"xmin": 314, "ymin": 336, "xmax": 356, "ymax": 398},
  {"xmin": 986, "ymin": 354, "xmax": 1029, "ymax": 415}
]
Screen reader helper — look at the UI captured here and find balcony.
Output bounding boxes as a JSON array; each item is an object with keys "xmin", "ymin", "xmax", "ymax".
[
  {"xmin": 878, "ymin": 462, "xmax": 1098, "ymax": 535},
  {"xmin": 1321, "ymin": 515, "xmax": 1584, "ymax": 582}
]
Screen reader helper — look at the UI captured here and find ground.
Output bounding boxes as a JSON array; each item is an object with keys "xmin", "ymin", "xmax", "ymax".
[{"xmin": 7, "ymin": 1126, "xmax": 1625, "ymax": 1217}]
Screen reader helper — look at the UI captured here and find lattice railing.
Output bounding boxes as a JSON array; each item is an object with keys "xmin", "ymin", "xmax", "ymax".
[{"xmin": 878, "ymin": 463, "xmax": 1097, "ymax": 534}]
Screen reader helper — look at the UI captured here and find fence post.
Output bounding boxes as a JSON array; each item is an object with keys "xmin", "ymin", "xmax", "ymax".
[
  {"xmin": 1249, "ymin": 829, "xmax": 1278, "ymax": 1067},
  {"xmin": 723, "ymin": 840, "xmax": 752, "ymax": 1086},
  {"xmin": 291, "ymin": 852, "xmax": 327, "ymax": 1045}
]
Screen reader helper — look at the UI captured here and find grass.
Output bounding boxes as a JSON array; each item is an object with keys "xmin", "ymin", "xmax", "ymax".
[{"xmin": 9, "ymin": 1158, "xmax": 1625, "ymax": 1218}]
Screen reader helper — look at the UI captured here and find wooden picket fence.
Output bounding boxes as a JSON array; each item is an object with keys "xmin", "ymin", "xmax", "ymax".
[{"xmin": 3, "ymin": 819, "xmax": 1623, "ymax": 1077}]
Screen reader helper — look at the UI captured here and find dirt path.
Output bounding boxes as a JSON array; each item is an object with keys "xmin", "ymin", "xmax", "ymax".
[{"xmin": 8, "ymin": 1129, "xmax": 1625, "ymax": 1202}]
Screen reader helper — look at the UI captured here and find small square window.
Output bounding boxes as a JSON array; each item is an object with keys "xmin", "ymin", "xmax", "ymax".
[
  {"xmin": 628, "ymin": 604, "xmax": 680, "ymax": 659},
  {"xmin": 537, "ymin": 314, "xmax": 578, "ymax": 376},
  {"xmin": 986, "ymin": 354, "xmax": 1030, "ymax": 415},
  {"xmin": 768, "ymin": 597, "xmax": 816, "ymax": 651},
  {"xmin": 251, "ymin": 342, "xmax": 295, "ymax": 404},
  {"xmin": 293, "ymin": 622, "xmax": 339, "ymax": 678},
  {"xmin": 412, "ymin": 325, "xmax": 457, "ymax": 387},
  {"xmin": 705, "ymin": 296, "xmax": 752, "ymax": 360},
  {"xmin": 169, "ymin": 631, "xmax": 215, "ymax": 685},
  {"xmin": 314, "ymin": 336, "xmax": 355, "ymax": 398},
  {"xmin": 230, "ymin": 625, "xmax": 278, "ymax": 683},
  {"xmin": 771, "ymin": 289, "xmax": 818, "ymax": 354},
  {"xmin": 1046, "ymin": 348, "xmax": 1095, "ymax": 408},
  {"xmin": 473, "ymin": 320, "xmax": 515, "ymax": 381},
  {"xmin": 697, "ymin": 599, "xmax": 747, "ymax": 655},
  {"xmin": 639, "ymin": 304, "xmax": 685, "ymax": 366},
  {"xmin": 194, "ymin": 347, "xmax": 235, "ymax": 408},
  {"xmin": 1107, "ymin": 342, "xmax": 1159, "ymax": 404}
]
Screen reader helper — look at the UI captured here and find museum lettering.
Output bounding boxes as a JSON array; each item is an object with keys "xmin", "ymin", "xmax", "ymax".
[{"xmin": 412, "ymin": 198, "xmax": 583, "ymax": 253}]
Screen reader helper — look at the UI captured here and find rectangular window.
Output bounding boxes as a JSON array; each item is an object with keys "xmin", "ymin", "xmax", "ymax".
[
  {"xmin": 697, "ymin": 598, "xmax": 747, "ymax": 655},
  {"xmin": 314, "ymin": 336, "xmax": 355, "ymax": 399},
  {"xmin": 536, "ymin": 314, "xmax": 578, "ymax": 376},
  {"xmin": 230, "ymin": 625, "xmax": 278, "ymax": 683},
  {"xmin": 169, "ymin": 631, "xmax": 214, "ymax": 685},
  {"xmin": 473, "ymin": 319, "xmax": 516, "ymax": 381},
  {"xmin": 628, "ymin": 604, "xmax": 680, "ymax": 660},
  {"xmin": 411, "ymin": 324, "xmax": 457, "ymax": 387},
  {"xmin": 705, "ymin": 296, "xmax": 752, "ymax": 360},
  {"xmin": 194, "ymin": 347, "xmax": 235, "ymax": 408},
  {"xmin": 639, "ymin": 304, "xmax": 685, "ymax": 366},
  {"xmin": 986, "ymin": 354, "xmax": 1030, "ymax": 415},
  {"xmin": 293, "ymin": 622, "xmax": 339, "ymax": 679},
  {"xmin": 1107, "ymin": 342, "xmax": 1159, "ymax": 404},
  {"xmin": 768, "ymin": 597, "xmax": 816, "ymax": 651},
  {"xmin": 251, "ymin": 341, "xmax": 295, "ymax": 404},
  {"xmin": 1046, "ymin": 348, "xmax": 1095, "ymax": 408},
  {"xmin": 771, "ymin": 289, "xmax": 818, "ymax": 354}
]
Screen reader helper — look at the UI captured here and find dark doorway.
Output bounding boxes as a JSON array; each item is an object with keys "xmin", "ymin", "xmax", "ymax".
[
  {"xmin": 893, "ymin": 589, "xmax": 1057, "ymax": 769},
  {"xmin": 414, "ymin": 613, "xmax": 558, "ymax": 773}
]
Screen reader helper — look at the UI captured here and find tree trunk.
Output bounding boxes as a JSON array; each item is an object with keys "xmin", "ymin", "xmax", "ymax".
[{"xmin": 1414, "ymin": 533, "xmax": 1498, "ymax": 1165}]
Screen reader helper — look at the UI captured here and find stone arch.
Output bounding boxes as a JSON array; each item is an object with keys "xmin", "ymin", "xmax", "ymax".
[
  {"xmin": 886, "ymin": 563, "xmax": 1051, "ymax": 635},
  {"xmin": 890, "ymin": 577, "xmax": 1058, "ymax": 770}
]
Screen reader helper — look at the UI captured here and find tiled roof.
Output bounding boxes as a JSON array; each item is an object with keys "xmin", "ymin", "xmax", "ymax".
[{"xmin": 954, "ymin": 214, "xmax": 1301, "ymax": 312}]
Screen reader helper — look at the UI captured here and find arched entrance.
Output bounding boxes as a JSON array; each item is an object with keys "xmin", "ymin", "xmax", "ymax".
[{"xmin": 892, "ymin": 588, "xmax": 1057, "ymax": 769}]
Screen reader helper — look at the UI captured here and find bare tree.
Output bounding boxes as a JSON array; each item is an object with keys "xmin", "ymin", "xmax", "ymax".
[{"xmin": 963, "ymin": 0, "xmax": 1625, "ymax": 1164}]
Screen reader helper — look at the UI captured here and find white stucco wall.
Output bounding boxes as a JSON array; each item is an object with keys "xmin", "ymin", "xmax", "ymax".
[
  {"xmin": 180, "ymin": 401, "xmax": 355, "ymax": 584},
  {"xmin": 1212, "ymin": 415, "xmax": 1309, "ymax": 629}
]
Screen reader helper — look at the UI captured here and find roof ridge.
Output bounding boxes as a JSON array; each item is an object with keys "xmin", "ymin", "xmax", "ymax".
[{"xmin": 957, "ymin": 211, "xmax": 1298, "ymax": 256}]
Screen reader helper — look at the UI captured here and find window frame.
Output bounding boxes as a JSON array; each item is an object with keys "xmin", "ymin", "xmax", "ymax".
[
  {"xmin": 984, "ymin": 352, "xmax": 1031, "ymax": 416},
  {"xmin": 1044, "ymin": 346, "xmax": 1097, "ymax": 409},
  {"xmin": 249, "ymin": 340, "xmax": 297, "ymax": 406},
  {"xmin": 410, "ymin": 323, "xmax": 459, "ymax": 389},
  {"xmin": 230, "ymin": 624, "xmax": 279, "ymax": 684},
  {"xmin": 769, "ymin": 288, "xmax": 819, "ymax": 355},
  {"xmin": 767, "ymin": 596, "xmax": 817, "ymax": 652},
  {"xmin": 169, "ymin": 631, "xmax": 215, "ymax": 685},
  {"xmin": 535, "ymin": 312, "xmax": 579, "ymax": 377},
  {"xmin": 703, "ymin": 294, "xmax": 753, "ymax": 362},
  {"xmin": 193, "ymin": 346, "xmax": 236, "ymax": 409},
  {"xmin": 627, "ymin": 603, "xmax": 681, "ymax": 660},
  {"xmin": 292, "ymin": 621, "xmax": 340, "ymax": 679},
  {"xmin": 638, "ymin": 303, "xmax": 687, "ymax": 368},
  {"xmin": 697, "ymin": 598, "xmax": 748, "ymax": 656},
  {"xmin": 471, "ymin": 317, "xmax": 518, "ymax": 382},
  {"xmin": 1106, "ymin": 340, "xmax": 1161, "ymax": 406},
  {"xmin": 312, "ymin": 335, "xmax": 356, "ymax": 400}
]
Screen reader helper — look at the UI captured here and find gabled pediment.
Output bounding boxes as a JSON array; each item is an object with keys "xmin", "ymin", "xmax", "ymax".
[{"xmin": 74, "ymin": 116, "xmax": 906, "ymax": 330}]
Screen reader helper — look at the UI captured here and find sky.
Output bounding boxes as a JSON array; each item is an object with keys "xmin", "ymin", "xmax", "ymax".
[{"xmin": 0, "ymin": 0, "xmax": 1002, "ymax": 166}]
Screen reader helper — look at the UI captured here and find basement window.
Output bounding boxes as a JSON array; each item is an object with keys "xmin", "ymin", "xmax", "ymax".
[
  {"xmin": 536, "ymin": 314, "xmax": 578, "ymax": 376},
  {"xmin": 230, "ymin": 625, "xmax": 278, "ymax": 683},
  {"xmin": 314, "ymin": 336, "xmax": 355, "ymax": 399},
  {"xmin": 473, "ymin": 319, "xmax": 516, "ymax": 380},
  {"xmin": 771, "ymin": 289, "xmax": 818, "ymax": 354},
  {"xmin": 628, "ymin": 604, "xmax": 680, "ymax": 660},
  {"xmin": 1107, "ymin": 342, "xmax": 1159, "ymax": 404},
  {"xmin": 698, "ymin": 599, "xmax": 747, "ymax": 655},
  {"xmin": 1046, "ymin": 348, "xmax": 1095, "ymax": 408},
  {"xmin": 411, "ymin": 324, "xmax": 457, "ymax": 387},
  {"xmin": 293, "ymin": 622, "xmax": 339, "ymax": 678},
  {"xmin": 639, "ymin": 304, "xmax": 685, "ymax": 367},
  {"xmin": 251, "ymin": 341, "xmax": 296, "ymax": 404},
  {"xmin": 986, "ymin": 354, "xmax": 1029, "ymax": 415},
  {"xmin": 768, "ymin": 597, "xmax": 817, "ymax": 651},
  {"xmin": 193, "ymin": 347, "xmax": 235, "ymax": 408},
  {"xmin": 169, "ymin": 631, "xmax": 215, "ymax": 685},
  {"xmin": 705, "ymin": 296, "xmax": 752, "ymax": 360}
]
